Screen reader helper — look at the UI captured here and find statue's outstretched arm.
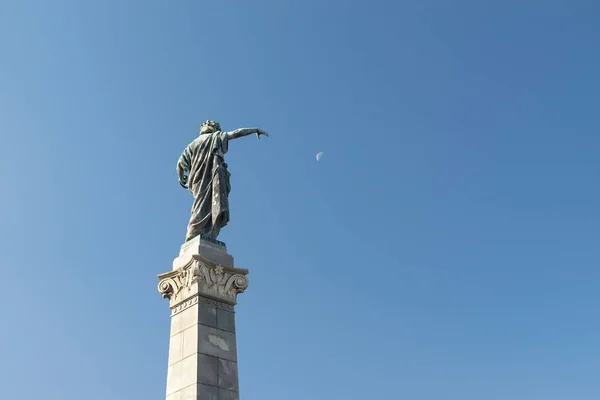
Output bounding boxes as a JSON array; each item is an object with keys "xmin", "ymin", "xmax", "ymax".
[{"xmin": 227, "ymin": 128, "xmax": 269, "ymax": 140}]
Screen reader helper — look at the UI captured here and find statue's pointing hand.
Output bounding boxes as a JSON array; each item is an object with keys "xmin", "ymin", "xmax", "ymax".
[{"xmin": 256, "ymin": 129, "xmax": 269, "ymax": 140}]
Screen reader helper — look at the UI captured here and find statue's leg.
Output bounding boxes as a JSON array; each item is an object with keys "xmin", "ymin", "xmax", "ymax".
[
  {"xmin": 186, "ymin": 219, "xmax": 209, "ymax": 242},
  {"xmin": 205, "ymin": 225, "xmax": 220, "ymax": 239},
  {"xmin": 185, "ymin": 192, "xmax": 213, "ymax": 241}
]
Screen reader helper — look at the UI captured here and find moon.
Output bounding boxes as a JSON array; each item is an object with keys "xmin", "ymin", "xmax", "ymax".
[{"xmin": 316, "ymin": 152, "xmax": 324, "ymax": 161}]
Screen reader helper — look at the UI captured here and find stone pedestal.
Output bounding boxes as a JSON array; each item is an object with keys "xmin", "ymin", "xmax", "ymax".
[{"xmin": 158, "ymin": 237, "xmax": 248, "ymax": 400}]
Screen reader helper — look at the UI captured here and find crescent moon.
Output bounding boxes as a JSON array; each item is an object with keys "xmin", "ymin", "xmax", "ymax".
[{"xmin": 316, "ymin": 152, "xmax": 324, "ymax": 161}]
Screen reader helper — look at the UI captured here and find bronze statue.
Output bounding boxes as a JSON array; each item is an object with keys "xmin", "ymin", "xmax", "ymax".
[{"xmin": 177, "ymin": 120, "xmax": 269, "ymax": 242}]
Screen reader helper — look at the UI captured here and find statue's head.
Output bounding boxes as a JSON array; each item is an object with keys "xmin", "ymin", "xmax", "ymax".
[{"xmin": 200, "ymin": 120, "xmax": 221, "ymax": 135}]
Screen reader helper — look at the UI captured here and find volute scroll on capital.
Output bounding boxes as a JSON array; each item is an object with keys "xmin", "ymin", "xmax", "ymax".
[{"xmin": 158, "ymin": 254, "xmax": 249, "ymax": 306}]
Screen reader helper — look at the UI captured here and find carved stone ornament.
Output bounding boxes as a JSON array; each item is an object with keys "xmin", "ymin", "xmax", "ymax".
[{"xmin": 158, "ymin": 254, "xmax": 249, "ymax": 307}]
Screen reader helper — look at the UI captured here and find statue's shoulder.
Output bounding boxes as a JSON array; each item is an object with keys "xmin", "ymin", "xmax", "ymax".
[
  {"xmin": 191, "ymin": 135, "xmax": 207, "ymax": 144},
  {"xmin": 208, "ymin": 131, "xmax": 227, "ymax": 140},
  {"xmin": 189, "ymin": 131, "xmax": 224, "ymax": 148}
]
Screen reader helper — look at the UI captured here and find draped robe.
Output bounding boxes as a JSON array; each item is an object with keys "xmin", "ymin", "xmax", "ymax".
[{"xmin": 177, "ymin": 131, "xmax": 231, "ymax": 241}]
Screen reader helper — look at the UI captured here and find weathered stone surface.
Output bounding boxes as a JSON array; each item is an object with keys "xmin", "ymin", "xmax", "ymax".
[
  {"xmin": 166, "ymin": 361, "xmax": 182, "ymax": 395},
  {"xmin": 197, "ymin": 324, "xmax": 238, "ymax": 362},
  {"xmin": 218, "ymin": 359, "xmax": 239, "ymax": 392},
  {"xmin": 180, "ymin": 384, "xmax": 199, "ymax": 400},
  {"xmin": 167, "ymin": 353, "xmax": 223, "ymax": 397},
  {"xmin": 180, "ymin": 356, "xmax": 199, "ymax": 390},
  {"xmin": 168, "ymin": 332, "xmax": 183, "ymax": 365},
  {"xmin": 199, "ymin": 305, "xmax": 217, "ymax": 328},
  {"xmin": 219, "ymin": 388, "xmax": 240, "ymax": 400},
  {"xmin": 160, "ymin": 242, "xmax": 247, "ymax": 400},
  {"xmin": 197, "ymin": 384, "xmax": 219, "ymax": 400},
  {"xmin": 197, "ymin": 354, "xmax": 218, "ymax": 387},
  {"xmin": 181, "ymin": 325, "xmax": 199, "ymax": 359},
  {"xmin": 175, "ymin": 235, "xmax": 234, "ymax": 270},
  {"xmin": 216, "ymin": 309, "xmax": 235, "ymax": 333},
  {"xmin": 159, "ymin": 254, "xmax": 248, "ymax": 307},
  {"xmin": 166, "ymin": 391, "xmax": 181, "ymax": 400}
]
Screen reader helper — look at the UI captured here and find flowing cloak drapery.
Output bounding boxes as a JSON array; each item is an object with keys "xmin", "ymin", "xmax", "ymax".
[{"xmin": 177, "ymin": 131, "xmax": 231, "ymax": 241}]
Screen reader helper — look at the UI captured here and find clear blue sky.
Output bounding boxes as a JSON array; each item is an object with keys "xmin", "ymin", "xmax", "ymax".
[{"xmin": 1, "ymin": 1, "xmax": 600, "ymax": 399}]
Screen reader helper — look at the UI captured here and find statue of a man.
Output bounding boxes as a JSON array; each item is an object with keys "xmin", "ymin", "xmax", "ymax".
[{"xmin": 177, "ymin": 120, "xmax": 269, "ymax": 242}]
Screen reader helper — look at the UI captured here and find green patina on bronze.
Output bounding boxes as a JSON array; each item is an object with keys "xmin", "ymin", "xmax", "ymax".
[
  {"xmin": 177, "ymin": 120, "xmax": 269, "ymax": 242},
  {"xmin": 200, "ymin": 234, "xmax": 226, "ymax": 248}
]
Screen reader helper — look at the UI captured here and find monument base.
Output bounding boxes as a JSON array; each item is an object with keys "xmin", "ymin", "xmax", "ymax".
[
  {"xmin": 174, "ymin": 234, "xmax": 234, "ymax": 270},
  {"xmin": 159, "ymin": 237, "xmax": 248, "ymax": 400}
]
